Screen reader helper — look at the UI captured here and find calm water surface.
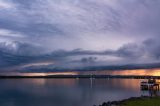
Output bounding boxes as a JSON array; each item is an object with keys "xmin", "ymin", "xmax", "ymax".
[{"xmin": 0, "ymin": 78, "xmax": 159, "ymax": 106}]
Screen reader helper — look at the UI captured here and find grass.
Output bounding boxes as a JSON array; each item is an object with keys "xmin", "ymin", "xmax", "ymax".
[{"xmin": 122, "ymin": 97, "xmax": 160, "ymax": 106}]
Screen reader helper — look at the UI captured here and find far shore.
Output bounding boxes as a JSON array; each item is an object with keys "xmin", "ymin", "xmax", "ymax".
[{"xmin": 0, "ymin": 75, "xmax": 160, "ymax": 79}]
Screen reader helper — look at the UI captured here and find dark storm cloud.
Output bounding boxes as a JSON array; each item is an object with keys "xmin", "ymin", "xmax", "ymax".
[
  {"xmin": 142, "ymin": 39, "xmax": 160, "ymax": 60},
  {"xmin": 0, "ymin": 39, "xmax": 156, "ymax": 70},
  {"xmin": 1, "ymin": 0, "xmax": 160, "ymax": 71},
  {"xmin": 116, "ymin": 43, "xmax": 144, "ymax": 59},
  {"xmin": 0, "ymin": 39, "xmax": 159, "ymax": 71}
]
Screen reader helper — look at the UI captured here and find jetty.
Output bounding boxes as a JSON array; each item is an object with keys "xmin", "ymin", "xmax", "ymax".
[{"xmin": 141, "ymin": 78, "xmax": 160, "ymax": 91}]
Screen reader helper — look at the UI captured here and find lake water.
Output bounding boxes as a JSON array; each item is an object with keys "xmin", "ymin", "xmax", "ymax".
[{"xmin": 0, "ymin": 78, "xmax": 159, "ymax": 106}]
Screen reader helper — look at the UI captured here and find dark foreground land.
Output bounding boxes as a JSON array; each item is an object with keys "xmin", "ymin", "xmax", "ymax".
[
  {"xmin": 0, "ymin": 75, "xmax": 160, "ymax": 79},
  {"xmin": 98, "ymin": 96, "xmax": 160, "ymax": 106}
]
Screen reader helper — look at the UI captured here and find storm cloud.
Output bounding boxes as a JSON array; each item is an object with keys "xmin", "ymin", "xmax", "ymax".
[{"xmin": 0, "ymin": 0, "xmax": 160, "ymax": 71}]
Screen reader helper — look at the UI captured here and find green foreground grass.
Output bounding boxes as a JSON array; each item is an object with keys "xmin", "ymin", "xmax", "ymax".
[{"xmin": 123, "ymin": 97, "xmax": 160, "ymax": 106}]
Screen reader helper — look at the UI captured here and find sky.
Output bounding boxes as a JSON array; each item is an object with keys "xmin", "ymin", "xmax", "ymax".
[{"xmin": 0, "ymin": 0, "xmax": 160, "ymax": 72}]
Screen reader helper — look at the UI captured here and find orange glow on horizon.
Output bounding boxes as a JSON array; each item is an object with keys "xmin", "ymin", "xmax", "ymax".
[
  {"xmin": 110, "ymin": 69, "xmax": 160, "ymax": 76},
  {"xmin": 79, "ymin": 68, "xmax": 160, "ymax": 76},
  {"xmin": 1, "ymin": 68, "xmax": 160, "ymax": 76},
  {"xmin": 0, "ymin": 71, "xmax": 78, "ymax": 76}
]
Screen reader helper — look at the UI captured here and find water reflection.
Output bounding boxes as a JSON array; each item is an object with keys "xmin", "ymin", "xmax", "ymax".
[
  {"xmin": 0, "ymin": 78, "xmax": 158, "ymax": 106},
  {"xmin": 141, "ymin": 79, "xmax": 160, "ymax": 97},
  {"xmin": 141, "ymin": 89, "xmax": 160, "ymax": 97}
]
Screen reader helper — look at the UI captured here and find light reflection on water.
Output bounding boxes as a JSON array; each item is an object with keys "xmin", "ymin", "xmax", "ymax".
[{"xmin": 0, "ymin": 78, "xmax": 159, "ymax": 106}]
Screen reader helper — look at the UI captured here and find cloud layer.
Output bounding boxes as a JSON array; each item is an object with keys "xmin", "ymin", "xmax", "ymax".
[{"xmin": 0, "ymin": 0, "xmax": 160, "ymax": 71}]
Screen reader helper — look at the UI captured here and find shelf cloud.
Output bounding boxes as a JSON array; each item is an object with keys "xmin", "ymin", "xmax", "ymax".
[{"xmin": 0, "ymin": 0, "xmax": 160, "ymax": 71}]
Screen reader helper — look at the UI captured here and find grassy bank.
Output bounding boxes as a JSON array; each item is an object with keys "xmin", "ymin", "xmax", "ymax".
[
  {"xmin": 122, "ymin": 97, "xmax": 160, "ymax": 106},
  {"xmin": 99, "ymin": 96, "xmax": 160, "ymax": 106}
]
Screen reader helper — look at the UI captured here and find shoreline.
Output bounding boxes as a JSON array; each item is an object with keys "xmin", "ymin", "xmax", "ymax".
[
  {"xmin": 97, "ymin": 96, "xmax": 160, "ymax": 106},
  {"xmin": 0, "ymin": 75, "xmax": 160, "ymax": 79}
]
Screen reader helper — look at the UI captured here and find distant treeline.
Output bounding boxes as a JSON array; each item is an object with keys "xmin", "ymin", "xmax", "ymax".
[{"xmin": 0, "ymin": 75, "xmax": 160, "ymax": 79}]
